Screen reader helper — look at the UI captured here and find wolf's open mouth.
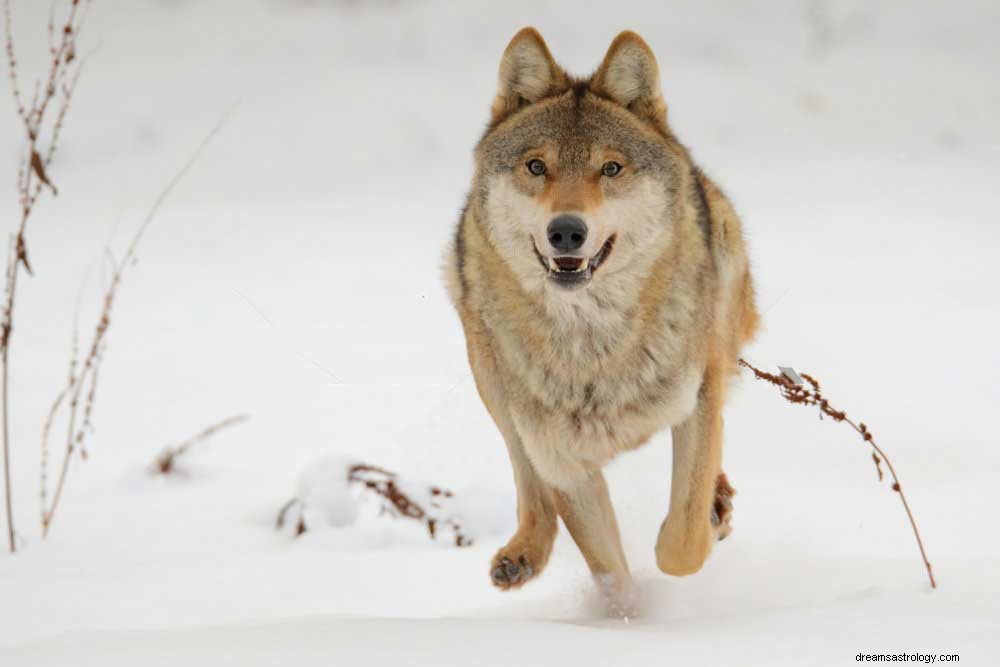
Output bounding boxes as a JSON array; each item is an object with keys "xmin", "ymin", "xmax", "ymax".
[{"xmin": 532, "ymin": 234, "xmax": 616, "ymax": 288}]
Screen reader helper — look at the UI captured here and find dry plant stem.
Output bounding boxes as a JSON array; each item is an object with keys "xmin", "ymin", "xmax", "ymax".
[
  {"xmin": 41, "ymin": 107, "xmax": 236, "ymax": 537},
  {"xmin": 738, "ymin": 358, "xmax": 936, "ymax": 589},
  {"xmin": 1, "ymin": 241, "xmax": 13, "ymax": 552},
  {"xmin": 2, "ymin": 0, "xmax": 90, "ymax": 554},
  {"xmin": 276, "ymin": 498, "xmax": 306, "ymax": 537},
  {"xmin": 347, "ymin": 464, "xmax": 472, "ymax": 547},
  {"xmin": 152, "ymin": 415, "xmax": 250, "ymax": 475},
  {"xmin": 276, "ymin": 463, "xmax": 473, "ymax": 547}
]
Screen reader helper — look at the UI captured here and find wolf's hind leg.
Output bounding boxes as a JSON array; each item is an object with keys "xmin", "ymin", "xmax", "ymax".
[
  {"xmin": 554, "ymin": 471, "xmax": 637, "ymax": 617},
  {"xmin": 490, "ymin": 425, "xmax": 559, "ymax": 590},
  {"xmin": 656, "ymin": 364, "xmax": 726, "ymax": 576}
]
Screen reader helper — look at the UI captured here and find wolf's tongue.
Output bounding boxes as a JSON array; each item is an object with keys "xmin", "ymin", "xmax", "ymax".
[{"xmin": 553, "ymin": 257, "xmax": 585, "ymax": 272}]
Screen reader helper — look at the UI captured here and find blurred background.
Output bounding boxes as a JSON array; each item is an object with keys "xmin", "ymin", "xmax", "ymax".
[{"xmin": 1, "ymin": 0, "xmax": 998, "ymax": 661}]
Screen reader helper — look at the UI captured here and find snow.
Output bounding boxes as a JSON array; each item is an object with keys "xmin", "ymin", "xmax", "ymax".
[
  {"xmin": 1, "ymin": 0, "xmax": 999, "ymax": 664},
  {"xmin": 294, "ymin": 454, "xmax": 358, "ymax": 528}
]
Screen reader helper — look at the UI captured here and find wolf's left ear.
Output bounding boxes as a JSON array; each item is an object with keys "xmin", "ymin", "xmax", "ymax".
[
  {"xmin": 491, "ymin": 27, "xmax": 568, "ymax": 125},
  {"xmin": 591, "ymin": 31, "xmax": 668, "ymax": 132}
]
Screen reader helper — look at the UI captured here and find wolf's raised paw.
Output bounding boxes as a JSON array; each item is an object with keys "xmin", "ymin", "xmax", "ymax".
[
  {"xmin": 491, "ymin": 554, "xmax": 535, "ymax": 589},
  {"xmin": 711, "ymin": 472, "xmax": 736, "ymax": 541}
]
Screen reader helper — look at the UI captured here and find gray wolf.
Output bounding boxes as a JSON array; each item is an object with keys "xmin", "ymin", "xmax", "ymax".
[{"xmin": 445, "ymin": 27, "xmax": 759, "ymax": 615}]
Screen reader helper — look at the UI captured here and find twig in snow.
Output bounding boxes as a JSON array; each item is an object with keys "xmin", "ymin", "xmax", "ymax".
[
  {"xmin": 738, "ymin": 358, "xmax": 936, "ymax": 589},
  {"xmin": 276, "ymin": 462, "xmax": 473, "ymax": 547},
  {"xmin": 40, "ymin": 107, "xmax": 235, "ymax": 537},
  {"xmin": 276, "ymin": 499, "xmax": 307, "ymax": 537},
  {"xmin": 151, "ymin": 415, "xmax": 250, "ymax": 475},
  {"xmin": 2, "ymin": 0, "xmax": 91, "ymax": 554},
  {"xmin": 348, "ymin": 464, "xmax": 472, "ymax": 546}
]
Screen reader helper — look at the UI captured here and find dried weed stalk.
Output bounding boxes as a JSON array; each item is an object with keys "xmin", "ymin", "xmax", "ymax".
[
  {"xmin": 151, "ymin": 414, "xmax": 250, "ymax": 475},
  {"xmin": 2, "ymin": 0, "xmax": 90, "ymax": 553},
  {"xmin": 738, "ymin": 358, "xmax": 936, "ymax": 588},
  {"xmin": 277, "ymin": 463, "xmax": 472, "ymax": 547},
  {"xmin": 39, "ymin": 109, "xmax": 234, "ymax": 537},
  {"xmin": 348, "ymin": 464, "xmax": 472, "ymax": 546},
  {"xmin": 275, "ymin": 497, "xmax": 307, "ymax": 537}
]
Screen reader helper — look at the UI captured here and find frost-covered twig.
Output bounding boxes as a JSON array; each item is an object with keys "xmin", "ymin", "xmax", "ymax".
[
  {"xmin": 738, "ymin": 358, "xmax": 936, "ymax": 589},
  {"xmin": 151, "ymin": 414, "xmax": 250, "ymax": 475}
]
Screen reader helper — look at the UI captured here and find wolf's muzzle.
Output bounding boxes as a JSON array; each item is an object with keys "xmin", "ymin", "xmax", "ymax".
[{"xmin": 532, "ymin": 234, "xmax": 616, "ymax": 291}]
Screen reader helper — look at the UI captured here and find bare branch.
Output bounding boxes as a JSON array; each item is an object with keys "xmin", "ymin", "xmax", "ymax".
[
  {"xmin": 738, "ymin": 358, "xmax": 936, "ymax": 589},
  {"xmin": 3, "ymin": 0, "xmax": 92, "ymax": 551},
  {"xmin": 41, "ymin": 107, "xmax": 235, "ymax": 537},
  {"xmin": 0, "ymin": 235, "xmax": 13, "ymax": 552},
  {"xmin": 277, "ymin": 463, "xmax": 473, "ymax": 547},
  {"xmin": 151, "ymin": 415, "xmax": 250, "ymax": 475},
  {"xmin": 121, "ymin": 103, "xmax": 239, "ymax": 271},
  {"xmin": 3, "ymin": 0, "xmax": 26, "ymax": 124}
]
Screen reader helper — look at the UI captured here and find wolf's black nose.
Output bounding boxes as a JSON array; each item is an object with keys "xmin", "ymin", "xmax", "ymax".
[{"xmin": 547, "ymin": 215, "xmax": 587, "ymax": 253}]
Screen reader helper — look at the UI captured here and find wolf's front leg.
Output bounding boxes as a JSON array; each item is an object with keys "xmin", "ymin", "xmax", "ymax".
[
  {"xmin": 490, "ymin": 425, "xmax": 559, "ymax": 590},
  {"xmin": 463, "ymin": 330, "xmax": 559, "ymax": 590},
  {"xmin": 656, "ymin": 363, "xmax": 727, "ymax": 575},
  {"xmin": 554, "ymin": 471, "xmax": 638, "ymax": 617}
]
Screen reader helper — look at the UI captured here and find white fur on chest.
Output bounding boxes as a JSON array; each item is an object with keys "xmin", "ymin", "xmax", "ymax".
[
  {"xmin": 510, "ymin": 361, "xmax": 701, "ymax": 489},
  {"xmin": 494, "ymin": 294, "xmax": 704, "ymax": 488}
]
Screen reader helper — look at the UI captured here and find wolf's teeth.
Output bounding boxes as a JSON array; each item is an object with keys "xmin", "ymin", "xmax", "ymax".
[
  {"xmin": 575, "ymin": 261, "xmax": 587, "ymax": 272},
  {"xmin": 548, "ymin": 257, "xmax": 559, "ymax": 271}
]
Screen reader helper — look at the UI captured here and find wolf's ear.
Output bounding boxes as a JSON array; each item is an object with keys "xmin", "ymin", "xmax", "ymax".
[
  {"xmin": 591, "ymin": 31, "xmax": 667, "ymax": 132},
  {"xmin": 491, "ymin": 28, "xmax": 568, "ymax": 125}
]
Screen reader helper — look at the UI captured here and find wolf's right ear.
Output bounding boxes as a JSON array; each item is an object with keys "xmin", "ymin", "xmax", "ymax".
[
  {"xmin": 590, "ymin": 31, "xmax": 668, "ymax": 133},
  {"xmin": 491, "ymin": 28, "xmax": 568, "ymax": 125}
]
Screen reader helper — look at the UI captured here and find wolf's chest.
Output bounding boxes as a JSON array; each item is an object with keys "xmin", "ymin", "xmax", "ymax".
[
  {"xmin": 479, "ymin": 291, "xmax": 704, "ymax": 485},
  {"xmin": 534, "ymin": 343, "xmax": 697, "ymax": 418},
  {"xmin": 501, "ymin": 334, "xmax": 703, "ymax": 486},
  {"xmin": 496, "ymin": 314, "xmax": 700, "ymax": 421}
]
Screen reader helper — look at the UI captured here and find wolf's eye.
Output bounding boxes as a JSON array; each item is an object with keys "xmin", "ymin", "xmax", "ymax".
[
  {"xmin": 526, "ymin": 159, "xmax": 547, "ymax": 176},
  {"xmin": 602, "ymin": 161, "xmax": 623, "ymax": 177}
]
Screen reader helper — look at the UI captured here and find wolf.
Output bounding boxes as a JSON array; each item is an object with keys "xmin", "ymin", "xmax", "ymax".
[{"xmin": 445, "ymin": 27, "xmax": 759, "ymax": 614}]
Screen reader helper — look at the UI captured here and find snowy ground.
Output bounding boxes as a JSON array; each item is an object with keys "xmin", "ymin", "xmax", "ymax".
[{"xmin": 1, "ymin": 0, "xmax": 999, "ymax": 664}]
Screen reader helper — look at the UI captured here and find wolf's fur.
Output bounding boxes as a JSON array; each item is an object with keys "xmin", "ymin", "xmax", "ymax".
[{"xmin": 445, "ymin": 28, "xmax": 759, "ymax": 613}]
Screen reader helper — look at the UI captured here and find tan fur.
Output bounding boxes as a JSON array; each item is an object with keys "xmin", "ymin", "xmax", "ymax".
[
  {"xmin": 446, "ymin": 28, "xmax": 758, "ymax": 614},
  {"xmin": 540, "ymin": 174, "xmax": 604, "ymax": 212}
]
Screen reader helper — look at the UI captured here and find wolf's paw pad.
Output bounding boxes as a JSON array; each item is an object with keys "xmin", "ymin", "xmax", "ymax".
[
  {"xmin": 491, "ymin": 555, "xmax": 534, "ymax": 589},
  {"xmin": 711, "ymin": 472, "xmax": 736, "ymax": 541}
]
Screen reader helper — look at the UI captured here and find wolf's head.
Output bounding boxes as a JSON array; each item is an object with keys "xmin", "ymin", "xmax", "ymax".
[{"xmin": 473, "ymin": 28, "xmax": 687, "ymax": 295}]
